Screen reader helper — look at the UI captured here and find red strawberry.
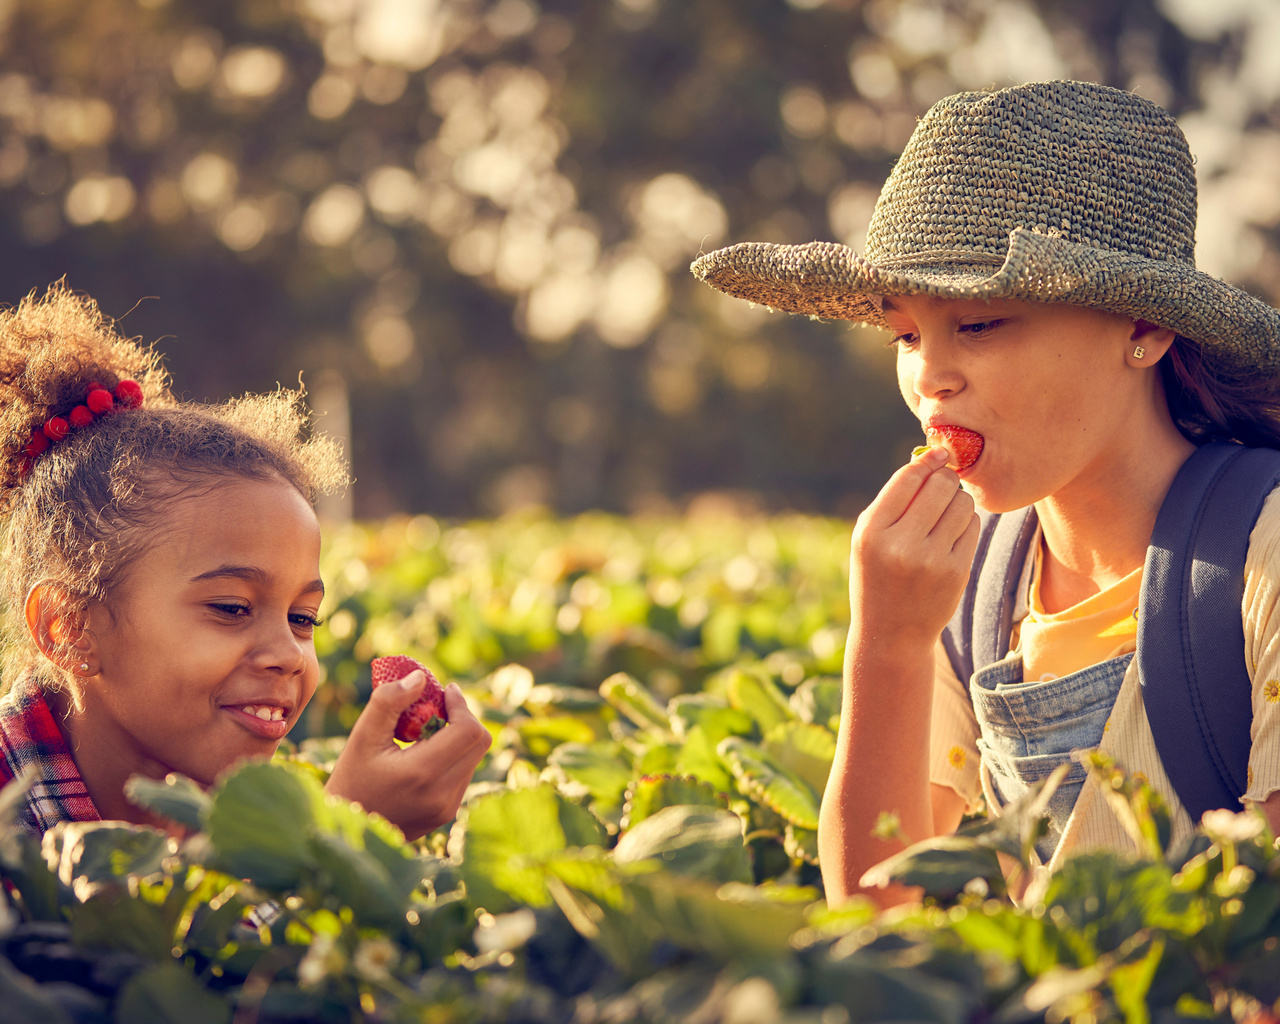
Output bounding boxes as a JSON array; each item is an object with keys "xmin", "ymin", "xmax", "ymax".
[
  {"xmin": 370, "ymin": 655, "xmax": 449, "ymax": 742},
  {"xmin": 924, "ymin": 425, "xmax": 984, "ymax": 471}
]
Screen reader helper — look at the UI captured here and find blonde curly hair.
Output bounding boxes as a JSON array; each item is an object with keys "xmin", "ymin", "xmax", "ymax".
[{"xmin": 0, "ymin": 281, "xmax": 348, "ymax": 687}]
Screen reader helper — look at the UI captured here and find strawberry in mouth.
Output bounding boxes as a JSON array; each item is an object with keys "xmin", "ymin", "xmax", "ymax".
[
  {"xmin": 916, "ymin": 425, "xmax": 984, "ymax": 471},
  {"xmin": 371, "ymin": 655, "xmax": 449, "ymax": 742}
]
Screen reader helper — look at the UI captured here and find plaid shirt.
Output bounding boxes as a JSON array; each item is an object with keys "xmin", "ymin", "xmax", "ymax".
[{"xmin": 0, "ymin": 674, "xmax": 100, "ymax": 835}]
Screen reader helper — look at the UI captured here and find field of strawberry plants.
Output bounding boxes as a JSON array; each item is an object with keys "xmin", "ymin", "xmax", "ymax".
[{"xmin": 5, "ymin": 513, "xmax": 1280, "ymax": 1024}]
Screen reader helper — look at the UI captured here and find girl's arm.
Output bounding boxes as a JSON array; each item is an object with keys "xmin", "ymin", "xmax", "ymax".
[{"xmin": 818, "ymin": 447, "xmax": 978, "ymax": 906}]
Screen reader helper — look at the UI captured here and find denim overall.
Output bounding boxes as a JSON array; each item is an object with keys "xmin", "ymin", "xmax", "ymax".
[{"xmin": 971, "ymin": 652, "xmax": 1131, "ymax": 862}]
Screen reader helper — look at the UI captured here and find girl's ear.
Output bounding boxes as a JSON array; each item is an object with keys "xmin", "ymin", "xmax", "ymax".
[
  {"xmin": 24, "ymin": 583, "xmax": 96, "ymax": 678},
  {"xmin": 1126, "ymin": 319, "xmax": 1177, "ymax": 369}
]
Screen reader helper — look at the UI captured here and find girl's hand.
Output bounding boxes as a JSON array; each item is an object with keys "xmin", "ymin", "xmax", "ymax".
[
  {"xmin": 326, "ymin": 671, "xmax": 492, "ymax": 840},
  {"xmin": 849, "ymin": 446, "xmax": 980, "ymax": 651}
]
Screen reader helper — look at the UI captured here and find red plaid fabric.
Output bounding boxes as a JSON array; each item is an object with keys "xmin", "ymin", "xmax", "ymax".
[{"xmin": 0, "ymin": 674, "xmax": 100, "ymax": 835}]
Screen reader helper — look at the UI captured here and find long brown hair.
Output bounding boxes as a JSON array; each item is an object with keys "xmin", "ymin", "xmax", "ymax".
[{"xmin": 1161, "ymin": 336, "xmax": 1280, "ymax": 449}]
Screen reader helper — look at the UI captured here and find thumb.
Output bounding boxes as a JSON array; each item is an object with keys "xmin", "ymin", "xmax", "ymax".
[{"xmin": 348, "ymin": 670, "xmax": 425, "ymax": 748}]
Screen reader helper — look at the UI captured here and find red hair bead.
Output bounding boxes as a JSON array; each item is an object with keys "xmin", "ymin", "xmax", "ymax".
[
  {"xmin": 113, "ymin": 379, "xmax": 143, "ymax": 408},
  {"xmin": 86, "ymin": 388, "xmax": 113, "ymax": 415},
  {"xmin": 22, "ymin": 429, "xmax": 50, "ymax": 457},
  {"xmin": 68, "ymin": 405, "xmax": 94, "ymax": 429},
  {"xmin": 43, "ymin": 416, "xmax": 70, "ymax": 441}
]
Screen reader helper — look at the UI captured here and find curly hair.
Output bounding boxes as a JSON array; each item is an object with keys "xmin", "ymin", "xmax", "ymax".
[{"xmin": 0, "ymin": 281, "xmax": 348, "ymax": 688}]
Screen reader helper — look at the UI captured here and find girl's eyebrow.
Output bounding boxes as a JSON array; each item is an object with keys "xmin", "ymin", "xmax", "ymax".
[{"xmin": 189, "ymin": 564, "xmax": 325, "ymax": 596}]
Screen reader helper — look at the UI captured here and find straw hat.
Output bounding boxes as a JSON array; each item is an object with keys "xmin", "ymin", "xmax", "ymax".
[{"xmin": 691, "ymin": 80, "xmax": 1280, "ymax": 374}]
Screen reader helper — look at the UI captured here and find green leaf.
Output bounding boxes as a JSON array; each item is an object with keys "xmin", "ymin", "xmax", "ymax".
[
  {"xmin": 860, "ymin": 836, "xmax": 1004, "ymax": 901},
  {"xmin": 4, "ymin": 829, "xmax": 67, "ymax": 920},
  {"xmin": 809, "ymin": 946, "xmax": 978, "ymax": 1024},
  {"xmin": 599, "ymin": 672, "xmax": 671, "ymax": 734},
  {"xmin": 784, "ymin": 824, "xmax": 819, "ymax": 865},
  {"xmin": 1109, "ymin": 935, "xmax": 1164, "ymax": 1024},
  {"xmin": 620, "ymin": 774, "xmax": 727, "ymax": 830},
  {"xmin": 717, "ymin": 736, "xmax": 819, "ymax": 830},
  {"xmin": 124, "ymin": 774, "xmax": 212, "ymax": 831},
  {"xmin": 789, "ymin": 676, "xmax": 842, "ymax": 727},
  {"xmin": 516, "ymin": 713, "xmax": 598, "ymax": 757},
  {"xmin": 547, "ymin": 741, "xmax": 634, "ymax": 814},
  {"xmin": 673, "ymin": 724, "xmax": 735, "ymax": 792},
  {"xmin": 184, "ymin": 887, "xmax": 254, "ymax": 954},
  {"xmin": 624, "ymin": 872, "xmax": 810, "ymax": 961},
  {"xmin": 114, "ymin": 963, "xmax": 231, "ymax": 1024},
  {"xmin": 70, "ymin": 887, "xmax": 175, "ymax": 961},
  {"xmin": 309, "ymin": 832, "xmax": 406, "ymax": 931},
  {"xmin": 614, "ymin": 806, "xmax": 752, "ymax": 884},
  {"xmin": 524, "ymin": 684, "xmax": 607, "ymax": 713},
  {"xmin": 204, "ymin": 762, "xmax": 321, "ymax": 890},
  {"xmin": 43, "ymin": 822, "xmax": 171, "ymax": 892},
  {"xmin": 762, "ymin": 720, "xmax": 835, "ymax": 796},
  {"xmin": 451, "ymin": 783, "xmax": 605, "ymax": 912},
  {"xmin": 701, "ymin": 605, "xmax": 743, "ymax": 663},
  {"xmin": 543, "ymin": 850, "xmax": 654, "ymax": 977},
  {"xmin": 667, "ymin": 694, "xmax": 754, "ymax": 745},
  {"xmin": 0, "ymin": 768, "xmax": 35, "ymax": 833},
  {"xmin": 724, "ymin": 667, "xmax": 792, "ymax": 733}
]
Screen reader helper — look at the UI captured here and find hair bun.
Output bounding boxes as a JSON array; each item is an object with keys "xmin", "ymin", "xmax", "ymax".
[{"xmin": 0, "ymin": 280, "xmax": 169, "ymax": 495}]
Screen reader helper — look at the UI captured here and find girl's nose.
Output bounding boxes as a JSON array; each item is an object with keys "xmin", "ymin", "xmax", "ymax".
[
  {"xmin": 908, "ymin": 337, "xmax": 962, "ymax": 400},
  {"xmin": 250, "ymin": 617, "xmax": 309, "ymax": 676}
]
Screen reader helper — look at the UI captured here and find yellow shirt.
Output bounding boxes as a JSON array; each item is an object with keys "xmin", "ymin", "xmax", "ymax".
[{"xmin": 1020, "ymin": 543, "xmax": 1142, "ymax": 683}]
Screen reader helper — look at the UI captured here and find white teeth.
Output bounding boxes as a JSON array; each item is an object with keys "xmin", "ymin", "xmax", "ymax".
[{"xmin": 240, "ymin": 705, "xmax": 284, "ymax": 722}]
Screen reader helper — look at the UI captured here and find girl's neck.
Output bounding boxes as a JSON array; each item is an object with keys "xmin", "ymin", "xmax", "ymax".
[
  {"xmin": 1033, "ymin": 418, "xmax": 1196, "ymax": 615},
  {"xmin": 45, "ymin": 685, "xmax": 190, "ymax": 833}
]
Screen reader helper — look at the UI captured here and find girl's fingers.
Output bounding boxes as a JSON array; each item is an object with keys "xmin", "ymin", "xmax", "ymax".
[
  {"xmin": 952, "ymin": 507, "xmax": 982, "ymax": 558},
  {"xmin": 860, "ymin": 447, "xmax": 952, "ymax": 529},
  {"xmin": 926, "ymin": 485, "xmax": 977, "ymax": 548}
]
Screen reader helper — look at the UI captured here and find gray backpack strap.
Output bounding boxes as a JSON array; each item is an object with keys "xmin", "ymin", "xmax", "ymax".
[
  {"xmin": 942, "ymin": 506, "xmax": 1039, "ymax": 684},
  {"xmin": 1138, "ymin": 442, "xmax": 1280, "ymax": 821}
]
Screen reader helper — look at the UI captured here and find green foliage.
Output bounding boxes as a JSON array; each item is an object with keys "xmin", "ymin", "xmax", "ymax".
[{"xmin": 6, "ymin": 516, "xmax": 1280, "ymax": 1022}]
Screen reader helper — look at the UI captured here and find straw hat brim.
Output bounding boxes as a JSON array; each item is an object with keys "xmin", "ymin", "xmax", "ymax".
[{"xmin": 691, "ymin": 227, "xmax": 1280, "ymax": 374}]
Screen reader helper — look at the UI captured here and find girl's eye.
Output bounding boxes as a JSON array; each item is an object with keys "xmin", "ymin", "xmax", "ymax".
[
  {"xmin": 959, "ymin": 319, "xmax": 1001, "ymax": 336},
  {"xmin": 888, "ymin": 331, "xmax": 919, "ymax": 349},
  {"xmin": 290, "ymin": 613, "xmax": 322, "ymax": 630},
  {"xmin": 211, "ymin": 602, "xmax": 250, "ymax": 618}
]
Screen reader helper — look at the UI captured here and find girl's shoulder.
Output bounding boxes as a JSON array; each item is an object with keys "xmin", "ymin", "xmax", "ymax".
[{"xmin": 0, "ymin": 674, "xmax": 100, "ymax": 835}]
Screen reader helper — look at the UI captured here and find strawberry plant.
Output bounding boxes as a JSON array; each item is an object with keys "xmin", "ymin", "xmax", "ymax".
[{"xmin": 2, "ymin": 512, "xmax": 1280, "ymax": 1022}]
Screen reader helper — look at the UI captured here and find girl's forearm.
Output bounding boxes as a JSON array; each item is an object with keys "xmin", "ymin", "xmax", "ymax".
[{"xmin": 818, "ymin": 629, "xmax": 937, "ymax": 907}]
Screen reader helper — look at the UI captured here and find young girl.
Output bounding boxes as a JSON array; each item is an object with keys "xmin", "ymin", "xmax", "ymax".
[
  {"xmin": 692, "ymin": 80, "xmax": 1280, "ymax": 904},
  {"xmin": 0, "ymin": 282, "xmax": 491, "ymax": 839}
]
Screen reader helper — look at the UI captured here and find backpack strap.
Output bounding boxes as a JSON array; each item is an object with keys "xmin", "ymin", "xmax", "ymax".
[
  {"xmin": 941, "ymin": 505, "xmax": 1038, "ymax": 684},
  {"xmin": 1138, "ymin": 442, "xmax": 1280, "ymax": 821}
]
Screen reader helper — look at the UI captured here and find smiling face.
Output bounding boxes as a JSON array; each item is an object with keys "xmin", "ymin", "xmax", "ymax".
[
  {"xmin": 885, "ymin": 296, "xmax": 1168, "ymax": 514},
  {"xmin": 82, "ymin": 473, "xmax": 323, "ymax": 787}
]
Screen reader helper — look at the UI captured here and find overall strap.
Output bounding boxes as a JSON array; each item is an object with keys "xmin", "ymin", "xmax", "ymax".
[
  {"xmin": 1138, "ymin": 442, "xmax": 1280, "ymax": 821},
  {"xmin": 942, "ymin": 506, "xmax": 1039, "ymax": 685}
]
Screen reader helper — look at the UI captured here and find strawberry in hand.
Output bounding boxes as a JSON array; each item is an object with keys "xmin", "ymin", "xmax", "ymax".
[
  {"xmin": 914, "ymin": 425, "xmax": 984, "ymax": 471},
  {"xmin": 371, "ymin": 655, "xmax": 449, "ymax": 742}
]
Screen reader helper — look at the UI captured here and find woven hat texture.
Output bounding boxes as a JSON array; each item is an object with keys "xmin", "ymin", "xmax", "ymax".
[{"xmin": 691, "ymin": 80, "xmax": 1280, "ymax": 373}]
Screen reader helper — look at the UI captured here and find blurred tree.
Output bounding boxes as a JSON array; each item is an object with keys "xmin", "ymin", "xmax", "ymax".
[{"xmin": 0, "ymin": 0, "xmax": 1274, "ymax": 516}]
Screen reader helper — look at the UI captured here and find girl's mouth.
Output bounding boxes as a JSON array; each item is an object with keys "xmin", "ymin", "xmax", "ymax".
[
  {"xmin": 223, "ymin": 703, "xmax": 291, "ymax": 740},
  {"xmin": 924, "ymin": 424, "xmax": 984, "ymax": 472}
]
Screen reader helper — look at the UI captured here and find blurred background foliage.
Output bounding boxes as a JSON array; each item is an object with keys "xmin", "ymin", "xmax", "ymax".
[{"xmin": 1, "ymin": 0, "xmax": 1278, "ymax": 517}]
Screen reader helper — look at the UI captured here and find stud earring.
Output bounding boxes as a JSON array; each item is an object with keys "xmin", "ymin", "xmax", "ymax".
[
  {"xmin": 78, "ymin": 662, "xmax": 89, "ymax": 674},
  {"xmin": 1133, "ymin": 345, "xmax": 1146, "ymax": 359}
]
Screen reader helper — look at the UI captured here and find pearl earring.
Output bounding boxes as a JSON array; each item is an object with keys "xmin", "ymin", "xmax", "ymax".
[
  {"xmin": 79, "ymin": 662, "xmax": 89, "ymax": 674},
  {"xmin": 1133, "ymin": 345, "xmax": 1146, "ymax": 359}
]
